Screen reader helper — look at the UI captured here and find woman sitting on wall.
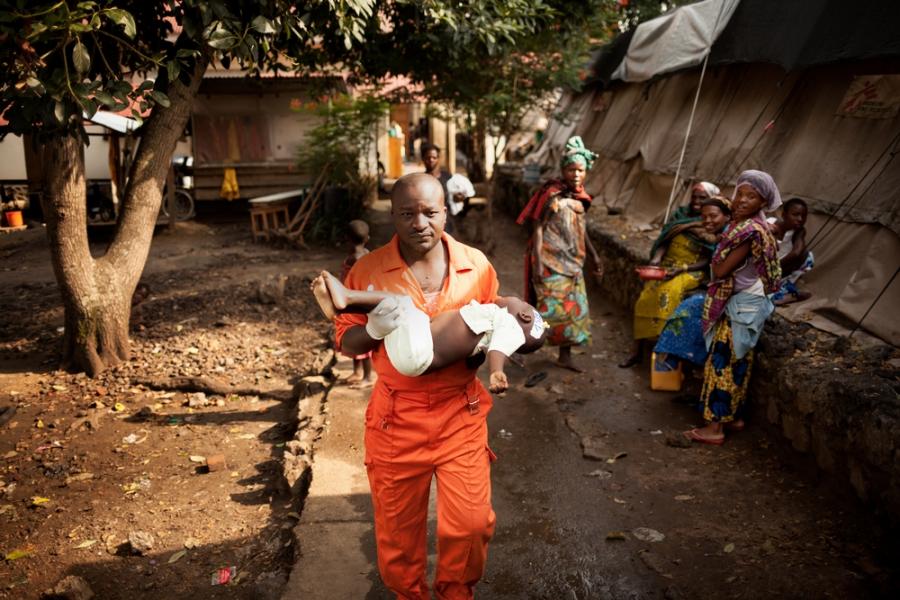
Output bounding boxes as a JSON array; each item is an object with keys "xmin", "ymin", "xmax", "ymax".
[
  {"xmin": 685, "ymin": 170, "xmax": 782, "ymax": 445},
  {"xmin": 653, "ymin": 195, "xmax": 733, "ymax": 370},
  {"xmin": 619, "ymin": 182, "xmax": 721, "ymax": 368}
]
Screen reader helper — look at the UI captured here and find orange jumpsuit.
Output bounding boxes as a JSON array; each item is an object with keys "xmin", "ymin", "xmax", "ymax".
[{"xmin": 335, "ymin": 234, "xmax": 499, "ymax": 600}]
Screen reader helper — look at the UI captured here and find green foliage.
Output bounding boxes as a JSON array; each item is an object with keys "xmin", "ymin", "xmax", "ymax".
[
  {"xmin": 340, "ymin": 1, "xmax": 607, "ymax": 164},
  {"xmin": 0, "ymin": 0, "xmax": 376, "ymax": 140},
  {"xmin": 338, "ymin": 0, "xmax": 681, "ymax": 164},
  {"xmin": 0, "ymin": 0, "xmax": 679, "ymax": 160},
  {"xmin": 296, "ymin": 93, "xmax": 388, "ymax": 241}
]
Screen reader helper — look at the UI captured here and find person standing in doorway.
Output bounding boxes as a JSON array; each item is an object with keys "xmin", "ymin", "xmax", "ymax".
[
  {"xmin": 517, "ymin": 136, "xmax": 604, "ymax": 372},
  {"xmin": 334, "ymin": 173, "xmax": 500, "ymax": 599}
]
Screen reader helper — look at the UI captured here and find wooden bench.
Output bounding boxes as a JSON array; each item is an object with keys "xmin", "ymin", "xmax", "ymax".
[{"xmin": 248, "ymin": 188, "xmax": 306, "ymax": 242}]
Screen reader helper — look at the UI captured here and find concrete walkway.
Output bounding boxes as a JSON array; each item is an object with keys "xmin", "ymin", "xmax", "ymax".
[{"xmin": 280, "ymin": 359, "xmax": 389, "ymax": 599}]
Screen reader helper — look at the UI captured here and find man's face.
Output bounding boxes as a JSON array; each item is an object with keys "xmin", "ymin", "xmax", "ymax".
[
  {"xmin": 391, "ymin": 179, "xmax": 446, "ymax": 255},
  {"xmin": 422, "ymin": 149, "xmax": 440, "ymax": 172}
]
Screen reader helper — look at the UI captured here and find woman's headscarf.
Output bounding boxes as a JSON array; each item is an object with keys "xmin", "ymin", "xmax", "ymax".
[
  {"xmin": 701, "ymin": 195, "xmax": 732, "ymax": 215},
  {"xmin": 649, "ymin": 181, "xmax": 722, "ymax": 258},
  {"xmin": 693, "ymin": 181, "xmax": 720, "ymax": 199},
  {"xmin": 733, "ymin": 170, "xmax": 782, "ymax": 216},
  {"xmin": 559, "ymin": 136, "xmax": 598, "ymax": 171},
  {"xmin": 517, "ymin": 136, "xmax": 596, "ymax": 225}
]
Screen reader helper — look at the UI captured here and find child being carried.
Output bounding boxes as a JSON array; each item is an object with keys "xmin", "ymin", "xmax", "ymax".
[{"xmin": 311, "ymin": 271, "xmax": 546, "ymax": 392}]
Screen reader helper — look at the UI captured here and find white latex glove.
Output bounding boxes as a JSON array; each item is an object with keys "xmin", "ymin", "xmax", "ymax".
[{"xmin": 365, "ymin": 296, "xmax": 403, "ymax": 340}]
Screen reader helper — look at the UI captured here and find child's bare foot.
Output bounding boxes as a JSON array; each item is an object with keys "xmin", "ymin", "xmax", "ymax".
[
  {"xmin": 311, "ymin": 273, "xmax": 337, "ymax": 319},
  {"xmin": 321, "ymin": 271, "xmax": 351, "ymax": 312},
  {"xmin": 555, "ymin": 359, "xmax": 585, "ymax": 373},
  {"xmin": 725, "ymin": 419, "xmax": 745, "ymax": 432},
  {"xmin": 349, "ymin": 377, "xmax": 374, "ymax": 390},
  {"xmin": 774, "ymin": 291, "xmax": 813, "ymax": 306}
]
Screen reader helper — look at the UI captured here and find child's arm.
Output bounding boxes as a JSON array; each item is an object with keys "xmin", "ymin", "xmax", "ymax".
[
  {"xmin": 712, "ymin": 240, "xmax": 751, "ymax": 279},
  {"xmin": 487, "ymin": 350, "xmax": 509, "ymax": 393},
  {"xmin": 781, "ymin": 227, "xmax": 809, "ymax": 274},
  {"xmin": 666, "ymin": 256, "xmax": 711, "ymax": 279},
  {"xmin": 532, "ymin": 222, "xmax": 545, "ymax": 283},
  {"xmin": 648, "ymin": 244, "xmax": 667, "ymax": 266},
  {"xmin": 768, "ymin": 218, "xmax": 785, "ymax": 238}
]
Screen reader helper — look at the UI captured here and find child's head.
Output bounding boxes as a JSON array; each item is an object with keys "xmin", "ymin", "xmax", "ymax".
[
  {"xmin": 348, "ymin": 219, "xmax": 370, "ymax": 245},
  {"xmin": 781, "ymin": 198, "xmax": 808, "ymax": 231},
  {"xmin": 499, "ymin": 296, "xmax": 547, "ymax": 353}
]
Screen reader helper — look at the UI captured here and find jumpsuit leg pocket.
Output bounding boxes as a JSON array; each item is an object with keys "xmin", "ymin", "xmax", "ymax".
[{"xmin": 364, "ymin": 390, "xmax": 397, "ymax": 462}]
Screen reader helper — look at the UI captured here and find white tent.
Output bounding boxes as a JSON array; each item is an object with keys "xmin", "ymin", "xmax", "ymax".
[{"xmin": 524, "ymin": 0, "xmax": 900, "ymax": 345}]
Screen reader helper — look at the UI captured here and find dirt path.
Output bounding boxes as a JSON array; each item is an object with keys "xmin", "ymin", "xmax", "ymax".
[
  {"xmin": 482, "ymin": 216, "xmax": 898, "ymax": 599},
  {"xmin": 0, "ymin": 221, "xmax": 340, "ymax": 599}
]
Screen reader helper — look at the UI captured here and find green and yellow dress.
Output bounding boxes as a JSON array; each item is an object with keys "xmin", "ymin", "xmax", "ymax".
[{"xmin": 633, "ymin": 222, "xmax": 715, "ymax": 340}]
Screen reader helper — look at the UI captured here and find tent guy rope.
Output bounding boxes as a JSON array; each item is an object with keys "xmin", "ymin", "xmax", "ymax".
[{"xmin": 662, "ymin": 0, "xmax": 729, "ymax": 222}]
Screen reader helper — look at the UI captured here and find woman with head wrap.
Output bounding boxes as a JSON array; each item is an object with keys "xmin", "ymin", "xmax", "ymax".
[
  {"xmin": 653, "ymin": 195, "xmax": 733, "ymax": 371},
  {"xmin": 517, "ymin": 136, "xmax": 603, "ymax": 372},
  {"xmin": 619, "ymin": 181, "xmax": 721, "ymax": 368},
  {"xmin": 686, "ymin": 170, "xmax": 782, "ymax": 445}
]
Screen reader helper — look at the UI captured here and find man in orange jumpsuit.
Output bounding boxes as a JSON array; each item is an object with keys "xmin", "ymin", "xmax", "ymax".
[{"xmin": 335, "ymin": 173, "xmax": 499, "ymax": 599}]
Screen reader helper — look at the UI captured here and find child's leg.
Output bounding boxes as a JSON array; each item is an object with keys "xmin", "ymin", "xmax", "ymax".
[
  {"xmin": 313, "ymin": 272, "xmax": 435, "ymax": 377},
  {"xmin": 383, "ymin": 296, "xmax": 434, "ymax": 377},
  {"xmin": 362, "ymin": 357, "xmax": 373, "ymax": 382},
  {"xmin": 312, "ymin": 271, "xmax": 395, "ymax": 319}
]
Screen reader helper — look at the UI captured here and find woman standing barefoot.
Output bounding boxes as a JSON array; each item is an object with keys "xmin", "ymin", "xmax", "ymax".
[{"xmin": 518, "ymin": 136, "xmax": 604, "ymax": 373}]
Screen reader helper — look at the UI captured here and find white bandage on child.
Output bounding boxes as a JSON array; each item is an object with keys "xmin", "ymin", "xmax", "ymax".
[
  {"xmin": 459, "ymin": 301, "xmax": 526, "ymax": 358},
  {"xmin": 383, "ymin": 296, "xmax": 435, "ymax": 377}
]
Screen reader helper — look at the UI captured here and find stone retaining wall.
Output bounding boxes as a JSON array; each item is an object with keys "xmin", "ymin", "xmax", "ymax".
[{"xmin": 493, "ymin": 169, "xmax": 900, "ymax": 524}]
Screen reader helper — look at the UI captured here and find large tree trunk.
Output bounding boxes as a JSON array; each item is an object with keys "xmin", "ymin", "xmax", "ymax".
[
  {"xmin": 41, "ymin": 136, "xmax": 129, "ymax": 375},
  {"xmin": 41, "ymin": 57, "xmax": 208, "ymax": 376}
]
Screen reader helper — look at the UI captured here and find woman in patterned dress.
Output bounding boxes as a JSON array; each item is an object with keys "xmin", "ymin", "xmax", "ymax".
[
  {"xmin": 686, "ymin": 171, "xmax": 782, "ymax": 445},
  {"xmin": 517, "ymin": 136, "xmax": 604, "ymax": 372},
  {"xmin": 619, "ymin": 182, "xmax": 721, "ymax": 368}
]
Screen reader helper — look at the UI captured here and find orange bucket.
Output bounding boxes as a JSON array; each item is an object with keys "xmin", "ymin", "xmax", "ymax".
[{"xmin": 4, "ymin": 210, "xmax": 23, "ymax": 228}]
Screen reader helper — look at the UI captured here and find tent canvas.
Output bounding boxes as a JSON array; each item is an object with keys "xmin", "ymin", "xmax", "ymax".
[{"xmin": 523, "ymin": 0, "xmax": 900, "ymax": 346}]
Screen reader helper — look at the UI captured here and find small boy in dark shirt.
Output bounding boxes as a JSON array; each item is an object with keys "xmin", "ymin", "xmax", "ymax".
[{"xmin": 340, "ymin": 220, "xmax": 373, "ymax": 385}]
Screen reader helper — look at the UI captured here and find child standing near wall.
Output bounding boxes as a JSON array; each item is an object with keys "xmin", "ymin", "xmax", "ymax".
[{"xmin": 340, "ymin": 220, "xmax": 373, "ymax": 386}]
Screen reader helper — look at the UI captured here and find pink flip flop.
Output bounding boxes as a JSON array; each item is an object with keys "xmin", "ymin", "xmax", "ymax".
[{"xmin": 684, "ymin": 428, "xmax": 725, "ymax": 446}]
